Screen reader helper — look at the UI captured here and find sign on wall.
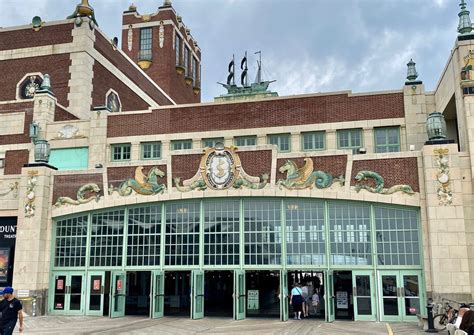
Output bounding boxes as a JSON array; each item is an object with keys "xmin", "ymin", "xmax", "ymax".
[
  {"xmin": 0, "ymin": 249, "xmax": 10, "ymax": 284},
  {"xmin": 0, "ymin": 217, "xmax": 17, "ymax": 286},
  {"xmin": 336, "ymin": 291, "xmax": 349, "ymax": 309}
]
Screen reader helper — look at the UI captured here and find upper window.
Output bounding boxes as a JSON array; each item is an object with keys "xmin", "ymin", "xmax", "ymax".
[
  {"xmin": 268, "ymin": 133, "xmax": 291, "ymax": 152},
  {"xmin": 111, "ymin": 144, "xmax": 131, "ymax": 161},
  {"xmin": 192, "ymin": 58, "xmax": 198, "ymax": 83},
  {"xmin": 139, "ymin": 28, "xmax": 152, "ymax": 61},
  {"xmin": 338, "ymin": 129, "xmax": 362, "ymax": 154},
  {"xmin": 203, "ymin": 138, "xmax": 224, "ymax": 148},
  {"xmin": 374, "ymin": 127, "xmax": 400, "ymax": 153},
  {"xmin": 106, "ymin": 90, "xmax": 121, "ymax": 113},
  {"xmin": 141, "ymin": 142, "xmax": 162, "ymax": 160},
  {"xmin": 234, "ymin": 136, "xmax": 257, "ymax": 147},
  {"xmin": 0, "ymin": 158, "xmax": 4, "ymax": 169},
  {"xmin": 171, "ymin": 140, "xmax": 192, "ymax": 151},
  {"xmin": 175, "ymin": 33, "xmax": 182, "ymax": 66},
  {"xmin": 184, "ymin": 47, "xmax": 190, "ymax": 76},
  {"xmin": 302, "ymin": 131, "xmax": 325, "ymax": 151}
]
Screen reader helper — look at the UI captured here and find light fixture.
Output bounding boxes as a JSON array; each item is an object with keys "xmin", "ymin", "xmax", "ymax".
[
  {"xmin": 358, "ymin": 147, "xmax": 367, "ymax": 154},
  {"xmin": 287, "ymin": 204, "xmax": 299, "ymax": 211},
  {"xmin": 176, "ymin": 207, "xmax": 188, "ymax": 214},
  {"xmin": 426, "ymin": 112, "xmax": 447, "ymax": 141},
  {"xmin": 34, "ymin": 139, "xmax": 51, "ymax": 163},
  {"xmin": 29, "ymin": 122, "xmax": 39, "ymax": 141},
  {"xmin": 95, "ymin": 163, "xmax": 103, "ymax": 169}
]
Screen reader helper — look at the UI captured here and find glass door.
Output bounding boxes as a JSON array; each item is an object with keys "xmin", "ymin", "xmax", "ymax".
[
  {"xmin": 325, "ymin": 270, "xmax": 335, "ymax": 323},
  {"xmin": 86, "ymin": 271, "xmax": 105, "ymax": 316},
  {"xmin": 400, "ymin": 271, "xmax": 423, "ymax": 321},
  {"xmin": 279, "ymin": 270, "xmax": 288, "ymax": 321},
  {"xmin": 352, "ymin": 270, "xmax": 376, "ymax": 321},
  {"xmin": 379, "ymin": 271, "xmax": 400, "ymax": 321},
  {"xmin": 110, "ymin": 271, "xmax": 126, "ymax": 318},
  {"xmin": 234, "ymin": 270, "xmax": 246, "ymax": 320},
  {"xmin": 191, "ymin": 270, "xmax": 204, "ymax": 319},
  {"xmin": 51, "ymin": 272, "xmax": 85, "ymax": 315},
  {"xmin": 151, "ymin": 270, "xmax": 164, "ymax": 319}
]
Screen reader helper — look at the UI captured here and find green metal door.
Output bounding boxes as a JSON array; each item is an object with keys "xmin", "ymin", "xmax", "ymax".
[
  {"xmin": 151, "ymin": 270, "xmax": 165, "ymax": 319},
  {"xmin": 50, "ymin": 272, "xmax": 85, "ymax": 315},
  {"xmin": 352, "ymin": 270, "xmax": 376, "ymax": 321},
  {"xmin": 325, "ymin": 270, "xmax": 335, "ymax": 323},
  {"xmin": 191, "ymin": 270, "xmax": 204, "ymax": 319},
  {"xmin": 399, "ymin": 270, "xmax": 423, "ymax": 321},
  {"xmin": 110, "ymin": 271, "xmax": 127, "ymax": 318},
  {"xmin": 234, "ymin": 270, "xmax": 246, "ymax": 320},
  {"xmin": 280, "ymin": 270, "xmax": 288, "ymax": 321},
  {"xmin": 86, "ymin": 271, "xmax": 105, "ymax": 316}
]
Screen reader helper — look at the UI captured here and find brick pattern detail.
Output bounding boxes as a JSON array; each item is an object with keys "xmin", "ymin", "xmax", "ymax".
[
  {"xmin": 4, "ymin": 150, "xmax": 29, "ymax": 175},
  {"xmin": 0, "ymin": 103, "xmax": 34, "ymax": 145},
  {"xmin": 276, "ymin": 155, "xmax": 348, "ymax": 182},
  {"xmin": 94, "ymin": 31, "xmax": 172, "ymax": 106},
  {"xmin": 237, "ymin": 150, "xmax": 272, "ymax": 177},
  {"xmin": 0, "ymin": 24, "xmax": 74, "ymax": 51},
  {"xmin": 107, "ymin": 93, "xmax": 404, "ymax": 137},
  {"xmin": 107, "ymin": 165, "xmax": 167, "ymax": 188},
  {"xmin": 54, "ymin": 105, "xmax": 79, "ymax": 121},
  {"xmin": 171, "ymin": 154, "xmax": 202, "ymax": 186},
  {"xmin": 350, "ymin": 157, "xmax": 420, "ymax": 192},
  {"xmin": 0, "ymin": 54, "xmax": 71, "ymax": 106},
  {"xmin": 92, "ymin": 63, "xmax": 149, "ymax": 111},
  {"xmin": 52, "ymin": 174, "xmax": 104, "ymax": 205}
]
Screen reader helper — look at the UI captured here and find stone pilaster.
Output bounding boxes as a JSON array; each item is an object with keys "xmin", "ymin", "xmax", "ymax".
[
  {"xmin": 404, "ymin": 84, "xmax": 430, "ymax": 151},
  {"xmin": 88, "ymin": 109, "xmax": 108, "ymax": 168}
]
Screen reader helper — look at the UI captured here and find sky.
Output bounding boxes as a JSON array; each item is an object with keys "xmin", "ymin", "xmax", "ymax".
[{"xmin": 0, "ymin": 0, "xmax": 462, "ymax": 102}]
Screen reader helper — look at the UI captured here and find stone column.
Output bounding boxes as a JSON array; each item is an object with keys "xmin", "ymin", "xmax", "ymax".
[
  {"xmin": 326, "ymin": 130, "xmax": 337, "ymax": 150},
  {"xmin": 403, "ymin": 84, "xmax": 430, "ymax": 151},
  {"xmin": 88, "ymin": 108, "xmax": 108, "ymax": 168},
  {"xmin": 290, "ymin": 132, "xmax": 300, "ymax": 152},
  {"xmin": 363, "ymin": 128, "xmax": 373, "ymax": 153}
]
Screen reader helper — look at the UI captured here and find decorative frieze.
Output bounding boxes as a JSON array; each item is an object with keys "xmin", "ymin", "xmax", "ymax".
[
  {"xmin": 24, "ymin": 171, "xmax": 38, "ymax": 218},
  {"xmin": 0, "ymin": 182, "xmax": 18, "ymax": 198},
  {"xmin": 433, "ymin": 148, "xmax": 452, "ymax": 205},
  {"xmin": 109, "ymin": 166, "xmax": 166, "ymax": 196},
  {"xmin": 54, "ymin": 183, "xmax": 101, "ymax": 207},
  {"xmin": 354, "ymin": 171, "xmax": 414, "ymax": 195},
  {"xmin": 159, "ymin": 21, "xmax": 165, "ymax": 48}
]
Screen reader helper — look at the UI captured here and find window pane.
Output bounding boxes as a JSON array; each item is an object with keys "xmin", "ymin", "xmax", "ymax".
[{"xmin": 139, "ymin": 28, "xmax": 152, "ymax": 60}]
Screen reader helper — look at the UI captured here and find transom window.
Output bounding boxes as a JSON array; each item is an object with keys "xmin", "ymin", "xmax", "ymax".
[
  {"xmin": 139, "ymin": 28, "xmax": 152, "ymax": 61},
  {"xmin": 202, "ymin": 138, "xmax": 224, "ymax": 148},
  {"xmin": 111, "ymin": 144, "xmax": 131, "ymax": 161},
  {"xmin": 338, "ymin": 129, "xmax": 362, "ymax": 154},
  {"xmin": 302, "ymin": 131, "xmax": 325, "ymax": 151},
  {"xmin": 234, "ymin": 136, "xmax": 257, "ymax": 146},
  {"xmin": 171, "ymin": 140, "xmax": 192, "ymax": 151},
  {"xmin": 267, "ymin": 133, "xmax": 290, "ymax": 152},
  {"xmin": 141, "ymin": 142, "xmax": 161, "ymax": 160},
  {"xmin": 374, "ymin": 127, "xmax": 401, "ymax": 153}
]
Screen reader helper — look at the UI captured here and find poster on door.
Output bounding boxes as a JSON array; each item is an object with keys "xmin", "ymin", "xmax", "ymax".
[
  {"xmin": 247, "ymin": 290, "xmax": 259, "ymax": 310},
  {"xmin": 56, "ymin": 278, "xmax": 64, "ymax": 290},
  {"xmin": 117, "ymin": 279, "xmax": 122, "ymax": 291},
  {"xmin": 93, "ymin": 279, "xmax": 101, "ymax": 291},
  {"xmin": 0, "ymin": 249, "xmax": 10, "ymax": 284},
  {"xmin": 336, "ymin": 291, "xmax": 349, "ymax": 309}
]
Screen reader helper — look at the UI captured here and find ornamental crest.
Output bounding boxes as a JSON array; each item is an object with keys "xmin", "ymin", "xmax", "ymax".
[
  {"xmin": 174, "ymin": 145, "xmax": 268, "ymax": 192},
  {"xmin": 433, "ymin": 148, "xmax": 452, "ymax": 205}
]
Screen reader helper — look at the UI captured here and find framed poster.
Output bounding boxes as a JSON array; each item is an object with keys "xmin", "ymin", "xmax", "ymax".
[{"xmin": 0, "ymin": 248, "xmax": 10, "ymax": 284}]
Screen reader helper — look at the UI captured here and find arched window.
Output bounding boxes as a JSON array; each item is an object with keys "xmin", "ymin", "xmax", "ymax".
[{"xmin": 106, "ymin": 90, "xmax": 121, "ymax": 113}]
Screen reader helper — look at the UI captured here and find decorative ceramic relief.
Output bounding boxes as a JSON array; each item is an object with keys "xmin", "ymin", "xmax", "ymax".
[
  {"xmin": 127, "ymin": 25, "xmax": 133, "ymax": 51},
  {"xmin": 354, "ymin": 171, "xmax": 415, "ymax": 195},
  {"xmin": 0, "ymin": 182, "xmax": 18, "ymax": 198},
  {"xmin": 24, "ymin": 171, "xmax": 38, "ymax": 218},
  {"xmin": 53, "ymin": 125, "xmax": 86, "ymax": 140},
  {"xmin": 54, "ymin": 183, "xmax": 101, "ymax": 207},
  {"xmin": 174, "ymin": 146, "xmax": 268, "ymax": 192},
  {"xmin": 109, "ymin": 166, "xmax": 166, "ymax": 196},
  {"xmin": 159, "ymin": 21, "xmax": 165, "ymax": 48},
  {"xmin": 461, "ymin": 50, "xmax": 474, "ymax": 81},
  {"xmin": 277, "ymin": 158, "xmax": 344, "ymax": 190},
  {"xmin": 433, "ymin": 148, "xmax": 452, "ymax": 205}
]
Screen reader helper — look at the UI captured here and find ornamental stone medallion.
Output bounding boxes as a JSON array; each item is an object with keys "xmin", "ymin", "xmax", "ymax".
[{"xmin": 433, "ymin": 148, "xmax": 452, "ymax": 205}]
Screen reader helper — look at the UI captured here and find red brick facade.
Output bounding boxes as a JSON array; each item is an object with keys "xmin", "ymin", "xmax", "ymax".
[
  {"xmin": 107, "ymin": 165, "xmax": 167, "ymax": 188},
  {"xmin": 237, "ymin": 150, "xmax": 273, "ymax": 177},
  {"xmin": 0, "ymin": 24, "xmax": 73, "ymax": 51},
  {"xmin": 4, "ymin": 150, "xmax": 29, "ymax": 175},
  {"xmin": 54, "ymin": 105, "xmax": 79, "ymax": 121},
  {"xmin": 171, "ymin": 154, "xmax": 202, "ymax": 186},
  {"xmin": 276, "ymin": 155, "xmax": 348, "ymax": 182},
  {"xmin": 0, "ymin": 102, "xmax": 34, "ymax": 145},
  {"xmin": 350, "ymin": 157, "xmax": 420, "ymax": 192},
  {"xmin": 107, "ymin": 92, "xmax": 404, "ymax": 137},
  {"xmin": 52, "ymin": 173, "xmax": 104, "ymax": 205}
]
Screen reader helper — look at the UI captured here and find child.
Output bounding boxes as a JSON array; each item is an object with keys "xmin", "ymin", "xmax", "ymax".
[{"xmin": 311, "ymin": 289, "xmax": 320, "ymax": 316}]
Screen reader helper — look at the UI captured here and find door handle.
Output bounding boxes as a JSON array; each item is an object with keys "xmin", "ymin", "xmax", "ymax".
[
  {"xmin": 195, "ymin": 294, "xmax": 205, "ymax": 297},
  {"xmin": 114, "ymin": 294, "xmax": 126, "ymax": 297}
]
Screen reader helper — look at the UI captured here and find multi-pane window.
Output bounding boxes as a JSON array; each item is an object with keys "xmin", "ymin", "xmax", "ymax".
[
  {"xmin": 328, "ymin": 202, "xmax": 372, "ymax": 265},
  {"xmin": 286, "ymin": 200, "xmax": 326, "ymax": 265},
  {"xmin": 374, "ymin": 206, "xmax": 420, "ymax": 266},
  {"xmin": 90, "ymin": 210, "xmax": 125, "ymax": 267},
  {"xmin": 202, "ymin": 137, "xmax": 224, "ymax": 148},
  {"xmin": 127, "ymin": 205, "xmax": 161, "ymax": 266},
  {"xmin": 267, "ymin": 133, "xmax": 290, "ymax": 152},
  {"xmin": 244, "ymin": 199, "xmax": 282, "ymax": 265},
  {"xmin": 139, "ymin": 28, "xmax": 152, "ymax": 60},
  {"xmin": 302, "ymin": 131, "xmax": 325, "ymax": 151},
  {"xmin": 338, "ymin": 129, "xmax": 363, "ymax": 154},
  {"xmin": 141, "ymin": 142, "xmax": 161, "ymax": 160},
  {"xmin": 54, "ymin": 216, "xmax": 88, "ymax": 267},
  {"xmin": 175, "ymin": 33, "xmax": 182, "ymax": 66},
  {"xmin": 171, "ymin": 140, "xmax": 192, "ymax": 150},
  {"xmin": 192, "ymin": 58, "xmax": 198, "ymax": 83},
  {"xmin": 0, "ymin": 158, "xmax": 4, "ymax": 169},
  {"xmin": 203, "ymin": 200, "xmax": 240, "ymax": 265},
  {"xmin": 234, "ymin": 136, "xmax": 257, "ymax": 146},
  {"xmin": 165, "ymin": 202, "xmax": 200, "ymax": 266},
  {"xmin": 184, "ymin": 47, "xmax": 190, "ymax": 76},
  {"xmin": 374, "ymin": 127, "xmax": 401, "ymax": 153},
  {"xmin": 111, "ymin": 144, "xmax": 131, "ymax": 161}
]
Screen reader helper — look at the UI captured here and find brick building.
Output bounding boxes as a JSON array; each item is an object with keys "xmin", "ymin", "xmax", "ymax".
[{"xmin": 0, "ymin": 0, "xmax": 473, "ymax": 323}]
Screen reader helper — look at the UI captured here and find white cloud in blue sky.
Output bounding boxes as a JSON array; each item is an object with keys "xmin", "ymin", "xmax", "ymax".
[{"xmin": 0, "ymin": 0, "xmax": 462, "ymax": 102}]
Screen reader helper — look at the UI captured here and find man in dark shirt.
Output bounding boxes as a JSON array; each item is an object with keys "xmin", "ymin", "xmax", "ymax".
[{"xmin": 0, "ymin": 287, "xmax": 23, "ymax": 334}]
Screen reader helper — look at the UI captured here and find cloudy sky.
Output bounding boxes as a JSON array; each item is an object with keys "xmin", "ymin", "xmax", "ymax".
[{"xmin": 0, "ymin": 0, "xmax": 462, "ymax": 102}]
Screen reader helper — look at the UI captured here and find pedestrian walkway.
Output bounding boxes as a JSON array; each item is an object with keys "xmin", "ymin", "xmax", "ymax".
[{"xmin": 15, "ymin": 316, "xmax": 448, "ymax": 334}]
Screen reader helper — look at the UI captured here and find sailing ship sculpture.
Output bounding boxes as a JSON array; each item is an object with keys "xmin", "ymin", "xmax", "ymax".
[{"xmin": 216, "ymin": 52, "xmax": 278, "ymax": 101}]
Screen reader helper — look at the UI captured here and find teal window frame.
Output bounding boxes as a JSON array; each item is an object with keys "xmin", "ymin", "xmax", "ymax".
[
  {"xmin": 267, "ymin": 133, "xmax": 291, "ymax": 152},
  {"xmin": 111, "ymin": 143, "xmax": 131, "ymax": 161},
  {"xmin": 374, "ymin": 127, "xmax": 401, "ymax": 153},
  {"xmin": 337, "ymin": 128, "xmax": 363, "ymax": 154},
  {"xmin": 202, "ymin": 137, "xmax": 224, "ymax": 148},
  {"xmin": 301, "ymin": 131, "xmax": 325, "ymax": 151},
  {"xmin": 141, "ymin": 141, "xmax": 162, "ymax": 160},
  {"xmin": 171, "ymin": 140, "xmax": 192, "ymax": 151},
  {"xmin": 234, "ymin": 136, "xmax": 257, "ymax": 146}
]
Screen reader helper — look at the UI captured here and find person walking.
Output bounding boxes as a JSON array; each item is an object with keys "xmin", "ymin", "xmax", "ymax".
[
  {"xmin": 301, "ymin": 282, "xmax": 309, "ymax": 318},
  {"xmin": 289, "ymin": 283, "xmax": 303, "ymax": 320},
  {"xmin": 460, "ymin": 310, "xmax": 474, "ymax": 335},
  {"xmin": 0, "ymin": 287, "xmax": 23, "ymax": 335},
  {"xmin": 311, "ymin": 288, "xmax": 320, "ymax": 317}
]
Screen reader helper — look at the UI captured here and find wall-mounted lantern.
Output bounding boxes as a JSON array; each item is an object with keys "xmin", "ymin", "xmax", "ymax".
[
  {"xmin": 33, "ymin": 139, "xmax": 51, "ymax": 163},
  {"xmin": 426, "ymin": 112, "xmax": 447, "ymax": 141}
]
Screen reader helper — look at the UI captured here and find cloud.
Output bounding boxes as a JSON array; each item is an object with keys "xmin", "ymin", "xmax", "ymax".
[{"xmin": 434, "ymin": 0, "xmax": 449, "ymax": 8}]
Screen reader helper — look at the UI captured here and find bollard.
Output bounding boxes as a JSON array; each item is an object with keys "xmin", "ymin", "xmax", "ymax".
[
  {"xmin": 32, "ymin": 296, "xmax": 37, "ymax": 317},
  {"xmin": 426, "ymin": 303, "xmax": 438, "ymax": 333}
]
